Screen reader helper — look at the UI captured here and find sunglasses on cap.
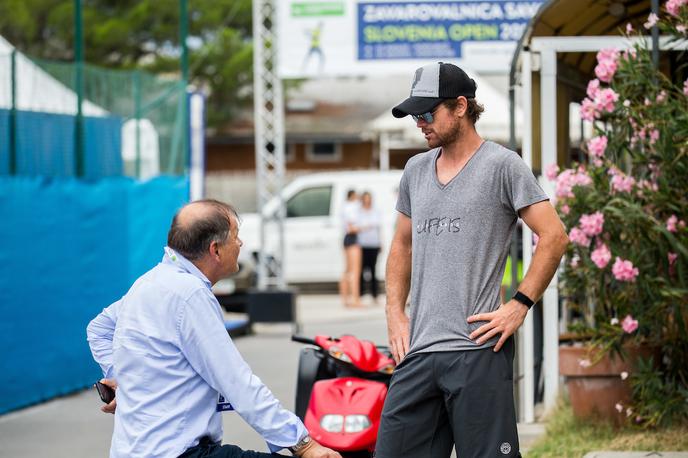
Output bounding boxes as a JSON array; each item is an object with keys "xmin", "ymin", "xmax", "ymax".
[{"xmin": 411, "ymin": 105, "xmax": 441, "ymax": 124}]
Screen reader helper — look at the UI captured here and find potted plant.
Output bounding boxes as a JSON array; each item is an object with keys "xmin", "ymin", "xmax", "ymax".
[{"xmin": 550, "ymin": 1, "xmax": 688, "ymax": 427}]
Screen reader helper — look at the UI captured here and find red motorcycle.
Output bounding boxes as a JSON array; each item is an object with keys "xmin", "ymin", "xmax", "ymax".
[{"xmin": 291, "ymin": 335, "xmax": 396, "ymax": 458}]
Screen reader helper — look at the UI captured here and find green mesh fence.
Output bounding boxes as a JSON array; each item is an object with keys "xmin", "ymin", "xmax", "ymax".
[{"xmin": 0, "ymin": 49, "xmax": 187, "ymax": 179}]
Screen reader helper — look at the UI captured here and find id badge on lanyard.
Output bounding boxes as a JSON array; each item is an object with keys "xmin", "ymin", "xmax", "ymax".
[{"xmin": 216, "ymin": 393, "xmax": 234, "ymax": 412}]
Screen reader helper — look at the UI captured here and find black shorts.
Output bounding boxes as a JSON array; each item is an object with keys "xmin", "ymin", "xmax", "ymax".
[
  {"xmin": 343, "ymin": 233, "xmax": 358, "ymax": 247},
  {"xmin": 375, "ymin": 337, "xmax": 519, "ymax": 458}
]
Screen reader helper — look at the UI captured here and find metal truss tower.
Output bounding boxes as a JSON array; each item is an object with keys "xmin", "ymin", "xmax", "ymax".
[{"xmin": 252, "ymin": 0, "xmax": 286, "ymax": 289}]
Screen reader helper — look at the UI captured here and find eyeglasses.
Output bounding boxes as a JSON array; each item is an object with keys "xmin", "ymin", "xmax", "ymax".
[{"xmin": 411, "ymin": 106, "xmax": 441, "ymax": 124}]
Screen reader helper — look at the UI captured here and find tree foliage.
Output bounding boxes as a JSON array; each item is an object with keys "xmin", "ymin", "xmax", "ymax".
[{"xmin": 0, "ymin": 0, "xmax": 253, "ymax": 127}]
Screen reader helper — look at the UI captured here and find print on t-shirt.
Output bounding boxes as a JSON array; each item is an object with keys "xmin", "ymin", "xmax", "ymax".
[{"xmin": 416, "ymin": 216, "xmax": 461, "ymax": 236}]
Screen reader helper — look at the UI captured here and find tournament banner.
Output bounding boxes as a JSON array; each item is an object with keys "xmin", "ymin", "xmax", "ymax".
[{"xmin": 278, "ymin": 0, "xmax": 544, "ymax": 78}]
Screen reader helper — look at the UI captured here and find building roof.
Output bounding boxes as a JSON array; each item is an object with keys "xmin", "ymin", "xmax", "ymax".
[{"xmin": 512, "ymin": 0, "xmax": 653, "ymax": 80}]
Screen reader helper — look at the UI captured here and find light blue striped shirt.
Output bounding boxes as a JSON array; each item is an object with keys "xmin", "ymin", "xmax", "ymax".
[{"xmin": 87, "ymin": 247, "xmax": 306, "ymax": 458}]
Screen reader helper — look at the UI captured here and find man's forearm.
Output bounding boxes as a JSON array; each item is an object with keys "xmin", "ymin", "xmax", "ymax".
[
  {"xmin": 86, "ymin": 301, "xmax": 120, "ymax": 378},
  {"xmin": 517, "ymin": 232, "xmax": 568, "ymax": 302},
  {"xmin": 385, "ymin": 239, "xmax": 412, "ymax": 314}
]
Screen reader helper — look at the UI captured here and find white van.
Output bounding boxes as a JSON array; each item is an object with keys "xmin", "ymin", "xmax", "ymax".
[{"xmin": 235, "ymin": 170, "xmax": 403, "ymax": 286}]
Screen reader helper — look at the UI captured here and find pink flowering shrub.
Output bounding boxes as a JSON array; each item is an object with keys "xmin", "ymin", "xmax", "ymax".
[{"xmin": 550, "ymin": 3, "xmax": 688, "ymax": 427}]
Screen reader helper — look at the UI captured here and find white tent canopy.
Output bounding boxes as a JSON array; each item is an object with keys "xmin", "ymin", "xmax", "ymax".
[
  {"xmin": 0, "ymin": 35, "xmax": 161, "ymax": 177},
  {"xmin": 0, "ymin": 36, "xmax": 106, "ymax": 116}
]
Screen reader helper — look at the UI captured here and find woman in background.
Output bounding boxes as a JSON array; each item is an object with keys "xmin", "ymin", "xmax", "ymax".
[
  {"xmin": 357, "ymin": 191, "xmax": 382, "ymax": 305},
  {"xmin": 339, "ymin": 190, "xmax": 362, "ymax": 307}
]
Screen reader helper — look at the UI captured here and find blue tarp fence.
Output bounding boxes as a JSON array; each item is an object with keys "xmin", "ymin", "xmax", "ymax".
[
  {"xmin": 0, "ymin": 109, "xmax": 123, "ymax": 179},
  {"xmin": 0, "ymin": 175, "xmax": 188, "ymax": 414}
]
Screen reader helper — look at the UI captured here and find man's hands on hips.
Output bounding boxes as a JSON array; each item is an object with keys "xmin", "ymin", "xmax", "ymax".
[
  {"xmin": 99, "ymin": 378, "xmax": 118, "ymax": 414},
  {"xmin": 467, "ymin": 300, "xmax": 528, "ymax": 351},
  {"xmin": 296, "ymin": 438, "xmax": 341, "ymax": 458},
  {"xmin": 386, "ymin": 308, "xmax": 410, "ymax": 364}
]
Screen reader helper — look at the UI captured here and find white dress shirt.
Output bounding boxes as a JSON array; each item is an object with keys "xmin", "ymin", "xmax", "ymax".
[{"xmin": 87, "ymin": 247, "xmax": 306, "ymax": 458}]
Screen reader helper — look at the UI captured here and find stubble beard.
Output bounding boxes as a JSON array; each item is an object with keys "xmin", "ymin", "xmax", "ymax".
[{"xmin": 427, "ymin": 117, "xmax": 462, "ymax": 149}]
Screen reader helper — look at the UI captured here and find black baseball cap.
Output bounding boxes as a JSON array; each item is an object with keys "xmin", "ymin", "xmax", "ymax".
[{"xmin": 392, "ymin": 62, "xmax": 477, "ymax": 118}]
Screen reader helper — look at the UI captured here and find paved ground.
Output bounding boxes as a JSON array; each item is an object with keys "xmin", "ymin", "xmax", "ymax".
[{"xmin": 0, "ymin": 294, "xmax": 544, "ymax": 457}]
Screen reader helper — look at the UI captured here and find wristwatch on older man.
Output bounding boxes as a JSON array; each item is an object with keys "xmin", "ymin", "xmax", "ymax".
[{"xmin": 288, "ymin": 434, "xmax": 312, "ymax": 455}]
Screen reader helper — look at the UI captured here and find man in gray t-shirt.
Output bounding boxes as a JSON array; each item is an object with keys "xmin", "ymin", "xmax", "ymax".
[{"xmin": 375, "ymin": 63, "xmax": 568, "ymax": 458}]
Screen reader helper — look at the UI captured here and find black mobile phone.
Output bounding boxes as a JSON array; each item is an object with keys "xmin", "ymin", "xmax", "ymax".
[{"xmin": 95, "ymin": 381, "xmax": 115, "ymax": 404}]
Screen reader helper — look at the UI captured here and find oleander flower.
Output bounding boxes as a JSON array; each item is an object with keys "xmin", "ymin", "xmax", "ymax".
[
  {"xmin": 545, "ymin": 163, "xmax": 560, "ymax": 181},
  {"xmin": 666, "ymin": 0, "xmax": 687, "ymax": 16},
  {"xmin": 580, "ymin": 212, "xmax": 605, "ymax": 236},
  {"xmin": 656, "ymin": 90, "xmax": 667, "ymax": 103},
  {"xmin": 591, "ymin": 242, "xmax": 612, "ymax": 268},
  {"xmin": 581, "ymin": 98, "xmax": 599, "ymax": 121},
  {"xmin": 595, "ymin": 88, "xmax": 620, "ymax": 113},
  {"xmin": 569, "ymin": 254, "xmax": 580, "ymax": 268},
  {"xmin": 667, "ymin": 215, "xmax": 678, "ymax": 232},
  {"xmin": 644, "ymin": 12, "xmax": 659, "ymax": 29},
  {"xmin": 587, "ymin": 135, "xmax": 608, "ymax": 158},
  {"xmin": 613, "ymin": 258, "xmax": 639, "ymax": 282},
  {"xmin": 569, "ymin": 227, "xmax": 591, "ymax": 247},
  {"xmin": 595, "ymin": 49, "xmax": 620, "ymax": 83},
  {"xmin": 587, "ymin": 79, "xmax": 601, "ymax": 99},
  {"xmin": 556, "ymin": 168, "xmax": 593, "ymax": 199},
  {"xmin": 611, "ymin": 173, "xmax": 635, "ymax": 193},
  {"xmin": 622, "ymin": 315, "xmax": 639, "ymax": 333}
]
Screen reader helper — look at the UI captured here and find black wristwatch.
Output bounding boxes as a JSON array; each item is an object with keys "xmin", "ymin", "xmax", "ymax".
[
  {"xmin": 512, "ymin": 291, "xmax": 535, "ymax": 309},
  {"xmin": 289, "ymin": 434, "xmax": 312, "ymax": 455}
]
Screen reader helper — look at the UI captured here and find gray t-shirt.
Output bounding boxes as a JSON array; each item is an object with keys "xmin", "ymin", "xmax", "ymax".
[{"xmin": 396, "ymin": 141, "xmax": 548, "ymax": 354}]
